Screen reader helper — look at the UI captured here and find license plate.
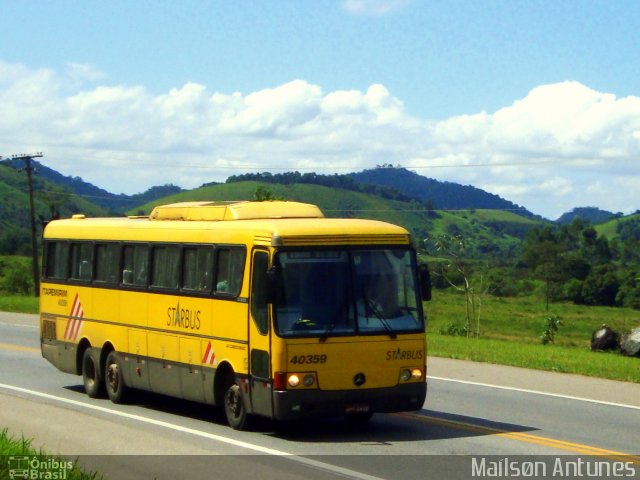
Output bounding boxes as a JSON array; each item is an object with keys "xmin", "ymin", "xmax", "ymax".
[{"xmin": 345, "ymin": 403, "xmax": 370, "ymax": 414}]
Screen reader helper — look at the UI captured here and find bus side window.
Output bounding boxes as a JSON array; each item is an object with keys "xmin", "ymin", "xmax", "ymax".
[
  {"xmin": 44, "ymin": 241, "xmax": 69, "ymax": 280},
  {"xmin": 122, "ymin": 244, "xmax": 148, "ymax": 287},
  {"xmin": 95, "ymin": 243, "xmax": 119, "ymax": 284},
  {"xmin": 183, "ymin": 247, "xmax": 213, "ymax": 292},
  {"xmin": 215, "ymin": 247, "xmax": 245, "ymax": 296},
  {"xmin": 151, "ymin": 245, "xmax": 180, "ymax": 290},
  {"xmin": 70, "ymin": 242, "xmax": 93, "ymax": 282}
]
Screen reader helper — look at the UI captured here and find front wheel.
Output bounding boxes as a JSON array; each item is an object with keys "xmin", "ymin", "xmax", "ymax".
[
  {"xmin": 224, "ymin": 377, "xmax": 250, "ymax": 430},
  {"xmin": 105, "ymin": 351, "xmax": 128, "ymax": 404}
]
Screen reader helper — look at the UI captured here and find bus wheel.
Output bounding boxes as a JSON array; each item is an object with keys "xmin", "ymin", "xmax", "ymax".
[
  {"xmin": 105, "ymin": 351, "xmax": 128, "ymax": 404},
  {"xmin": 224, "ymin": 377, "xmax": 249, "ymax": 430},
  {"xmin": 82, "ymin": 349, "xmax": 105, "ymax": 398}
]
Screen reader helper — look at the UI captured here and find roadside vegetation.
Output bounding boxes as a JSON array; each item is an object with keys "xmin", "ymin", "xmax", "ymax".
[
  {"xmin": 427, "ymin": 290, "xmax": 640, "ymax": 383},
  {"xmin": 422, "ymin": 216, "xmax": 640, "ymax": 384},
  {"xmin": 0, "ymin": 428, "xmax": 102, "ymax": 479}
]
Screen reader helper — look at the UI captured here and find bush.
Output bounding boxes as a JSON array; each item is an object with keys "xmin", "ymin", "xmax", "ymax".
[
  {"xmin": 439, "ymin": 321, "xmax": 470, "ymax": 337},
  {"xmin": 541, "ymin": 314, "xmax": 562, "ymax": 345},
  {"xmin": 0, "ymin": 256, "xmax": 33, "ymax": 295}
]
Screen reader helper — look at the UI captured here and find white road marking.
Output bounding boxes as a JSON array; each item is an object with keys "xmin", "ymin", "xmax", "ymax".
[
  {"xmin": 0, "ymin": 321, "xmax": 38, "ymax": 329},
  {"xmin": 0, "ymin": 382, "xmax": 386, "ymax": 480},
  {"xmin": 429, "ymin": 376, "xmax": 640, "ymax": 411}
]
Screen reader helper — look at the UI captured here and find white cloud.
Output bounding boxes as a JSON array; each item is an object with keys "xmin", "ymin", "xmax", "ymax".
[
  {"xmin": 65, "ymin": 63, "xmax": 107, "ymax": 85},
  {"xmin": 342, "ymin": 0, "xmax": 413, "ymax": 16},
  {"xmin": 1, "ymin": 61, "xmax": 639, "ymax": 219}
]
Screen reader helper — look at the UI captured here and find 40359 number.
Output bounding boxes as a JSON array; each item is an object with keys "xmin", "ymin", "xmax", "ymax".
[{"xmin": 290, "ymin": 354, "xmax": 327, "ymax": 365}]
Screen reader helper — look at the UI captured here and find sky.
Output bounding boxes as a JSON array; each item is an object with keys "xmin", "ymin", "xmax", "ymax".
[{"xmin": 1, "ymin": 0, "xmax": 639, "ymax": 220}]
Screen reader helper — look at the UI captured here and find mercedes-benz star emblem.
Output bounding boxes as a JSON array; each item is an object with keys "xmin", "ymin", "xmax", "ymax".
[{"xmin": 353, "ymin": 372, "xmax": 366, "ymax": 387}]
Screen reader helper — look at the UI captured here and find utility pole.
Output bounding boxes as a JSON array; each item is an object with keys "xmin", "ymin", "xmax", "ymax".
[{"xmin": 12, "ymin": 152, "xmax": 43, "ymax": 297}]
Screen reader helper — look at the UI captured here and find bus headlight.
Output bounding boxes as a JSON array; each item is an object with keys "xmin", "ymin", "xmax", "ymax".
[
  {"xmin": 287, "ymin": 374, "xmax": 300, "ymax": 387},
  {"xmin": 399, "ymin": 367, "xmax": 423, "ymax": 382},
  {"xmin": 302, "ymin": 374, "xmax": 315, "ymax": 387},
  {"xmin": 284, "ymin": 372, "xmax": 318, "ymax": 389}
]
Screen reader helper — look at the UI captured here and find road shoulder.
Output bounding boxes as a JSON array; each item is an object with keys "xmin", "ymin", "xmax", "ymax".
[{"xmin": 428, "ymin": 356, "xmax": 640, "ymax": 408}]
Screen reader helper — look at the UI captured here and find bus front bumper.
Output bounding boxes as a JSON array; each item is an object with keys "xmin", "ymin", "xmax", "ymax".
[{"xmin": 272, "ymin": 382, "xmax": 426, "ymax": 421}]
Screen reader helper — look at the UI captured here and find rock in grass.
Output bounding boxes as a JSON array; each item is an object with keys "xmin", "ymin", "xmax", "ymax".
[
  {"xmin": 620, "ymin": 327, "xmax": 640, "ymax": 357},
  {"xmin": 590, "ymin": 324, "xmax": 619, "ymax": 351}
]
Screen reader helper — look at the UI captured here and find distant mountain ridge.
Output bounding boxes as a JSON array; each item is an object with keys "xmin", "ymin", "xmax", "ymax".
[
  {"xmin": 350, "ymin": 167, "xmax": 537, "ymax": 219},
  {"xmin": 225, "ymin": 167, "xmax": 538, "ymax": 219},
  {"xmin": 555, "ymin": 207, "xmax": 621, "ymax": 225},
  {"xmin": 2, "ymin": 161, "xmax": 626, "ymax": 226},
  {"xmin": 0, "ymin": 159, "xmax": 183, "ymax": 213}
]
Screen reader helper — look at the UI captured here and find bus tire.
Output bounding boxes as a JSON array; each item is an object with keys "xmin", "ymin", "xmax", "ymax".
[
  {"xmin": 224, "ymin": 376, "xmax": 249, "ymax": 430},
  {"xmin": 82, "ymin": 349, "xmax": 105, "ymax": 398},
  {"xmin": 105, "ymin": 351, "xmax": 128, "ymax": 404}
]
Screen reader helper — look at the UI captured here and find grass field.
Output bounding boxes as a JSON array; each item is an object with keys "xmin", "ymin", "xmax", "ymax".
[
  {"xmin": 1, "ymin": 290, "xmax": 639, "ymax": 382},
  {"xmin": 427, "ymin": 290, "xmax": 640, "ymax": 348},
  {"xmin": 0, "ymin": 428, "xmax": 102, "ymax": 479},
  {"xmin": 426, "ymin": 290, "xmax": 640, "ymax": 383},
  {"xmin": 0, "ymin": 295, "xmax": 38, "ymax": 313}
]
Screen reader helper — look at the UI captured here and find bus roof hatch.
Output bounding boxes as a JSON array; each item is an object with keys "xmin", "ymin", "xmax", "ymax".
[{"xmin": 149, "ymin": 201, "xmax": 325, "ymax": 221}]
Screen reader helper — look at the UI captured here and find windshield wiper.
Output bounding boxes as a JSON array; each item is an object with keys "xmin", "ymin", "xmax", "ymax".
[
  {"xmin": 319, "ymin": 321, "xmax": 336, "ymax": 343},
  {"xmin": 363, "ymin": 297, "xmax": 397, "ymax": 339}
]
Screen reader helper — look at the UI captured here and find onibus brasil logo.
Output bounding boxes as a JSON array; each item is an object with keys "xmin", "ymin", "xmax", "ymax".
[{"xmin": 7, "ymin": 456, "xmax": 74, "ymax": 480}]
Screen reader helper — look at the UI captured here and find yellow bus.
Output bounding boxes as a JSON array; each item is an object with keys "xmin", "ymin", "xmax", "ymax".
[{"xmin": 39, "ymin": 201, "xmax": 431, "ymax": 429}]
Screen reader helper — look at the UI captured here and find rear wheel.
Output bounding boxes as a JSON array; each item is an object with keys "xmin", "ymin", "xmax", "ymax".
[
  {"xmin": 224, "ymin": 376, "xmax": 250, "ymax": 430},
  {"xmin": 105, "ymin": 351, "xmax": 128, "ymax": 404},
  {"xmin": 82, "ymin": 349, "xmax": 105, "ymax": 398}
]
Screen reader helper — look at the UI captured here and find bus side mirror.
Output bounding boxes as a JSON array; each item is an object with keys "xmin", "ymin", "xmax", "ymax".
[
  {"xmin": 265, "ymin": 265, "xmax": 279, "ymax": 304},
  {"xmin": 419, "ymin": 264, "xmax": 432, "ymax": 301}
]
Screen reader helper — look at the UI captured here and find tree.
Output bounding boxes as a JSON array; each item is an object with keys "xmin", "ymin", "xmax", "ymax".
[
  {"xmin": 522, "ymin": 226, "xmax": 564, "ymax": 310},
  {"xmin": 616, "ymin": 271, "xmax": 640, "ymax": 309},
  {"xmin": 432, "ymin": 234, "xmax": 489, "ymax": 337},
  {"xmin": 580, "ymin": 265, "xmax": 620, "ymax": 306},
  {"xmin": 254, "ymin": 186, "xmax": 282, "ymax": 201}
]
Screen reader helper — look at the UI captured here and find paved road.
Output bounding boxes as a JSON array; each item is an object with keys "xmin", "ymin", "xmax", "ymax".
[{"xmin": 1, "ymin": 312, "xmax": 639, "ymax": 479}]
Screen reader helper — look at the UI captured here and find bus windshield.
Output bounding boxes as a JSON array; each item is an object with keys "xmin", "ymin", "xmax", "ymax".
[{"xmin": 274, "ymin": 248, "xmax": 423, "ymax": 338}]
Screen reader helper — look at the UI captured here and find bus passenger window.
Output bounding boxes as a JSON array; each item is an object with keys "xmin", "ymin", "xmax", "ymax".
[
  {"xmin": 151, "ymin": 245, "xmax": 180, "ymax": 290},
  {"xmin": 70, "ymin": 243, "xmax": 93, "ymax": 282},
  {"xmin": 44, "ymin": 241, "xmax": 69, "ymax": 280},
  {"xmin": 183, "ymin": 247, "xmax": 213, "ymax": 292},
  {"xmin": 215, "ymin": 248, "xmax": 245, "ymax": 296},
  {"xmin": 95, "ymin": 243, "xmax": 119, "ymax": 284},
  {"xmin": 122, "ymin": 244, "xmax": 148, "ymax": 287}
]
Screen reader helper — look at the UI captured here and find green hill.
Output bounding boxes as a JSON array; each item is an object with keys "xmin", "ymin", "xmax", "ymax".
[
  {"xmin": 0, "ymin": 163, "xmax": 110, "ymax": 255},
  {"xmin": 596, "ymin": 212, "xmax": 640, "ymax": 240},
  {"xmin": 350, "ymin": 167, "xmax": 538, "ymax": 218},
  {"xmin": 130, "ymin": 181, "xmax": 541, "ymax": 258},
  {"xmin": 556, "ymin": 206, "xmax": 620, "ymax": 225},
  {"xmin": 0, "ymin": 159, "xmax": 183, "ymax": 212}
]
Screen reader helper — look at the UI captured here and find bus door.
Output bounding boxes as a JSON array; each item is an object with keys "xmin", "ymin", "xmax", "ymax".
[{"xmin": 248, "ymin": 249, "xmax": 273, "ymax": 417}]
